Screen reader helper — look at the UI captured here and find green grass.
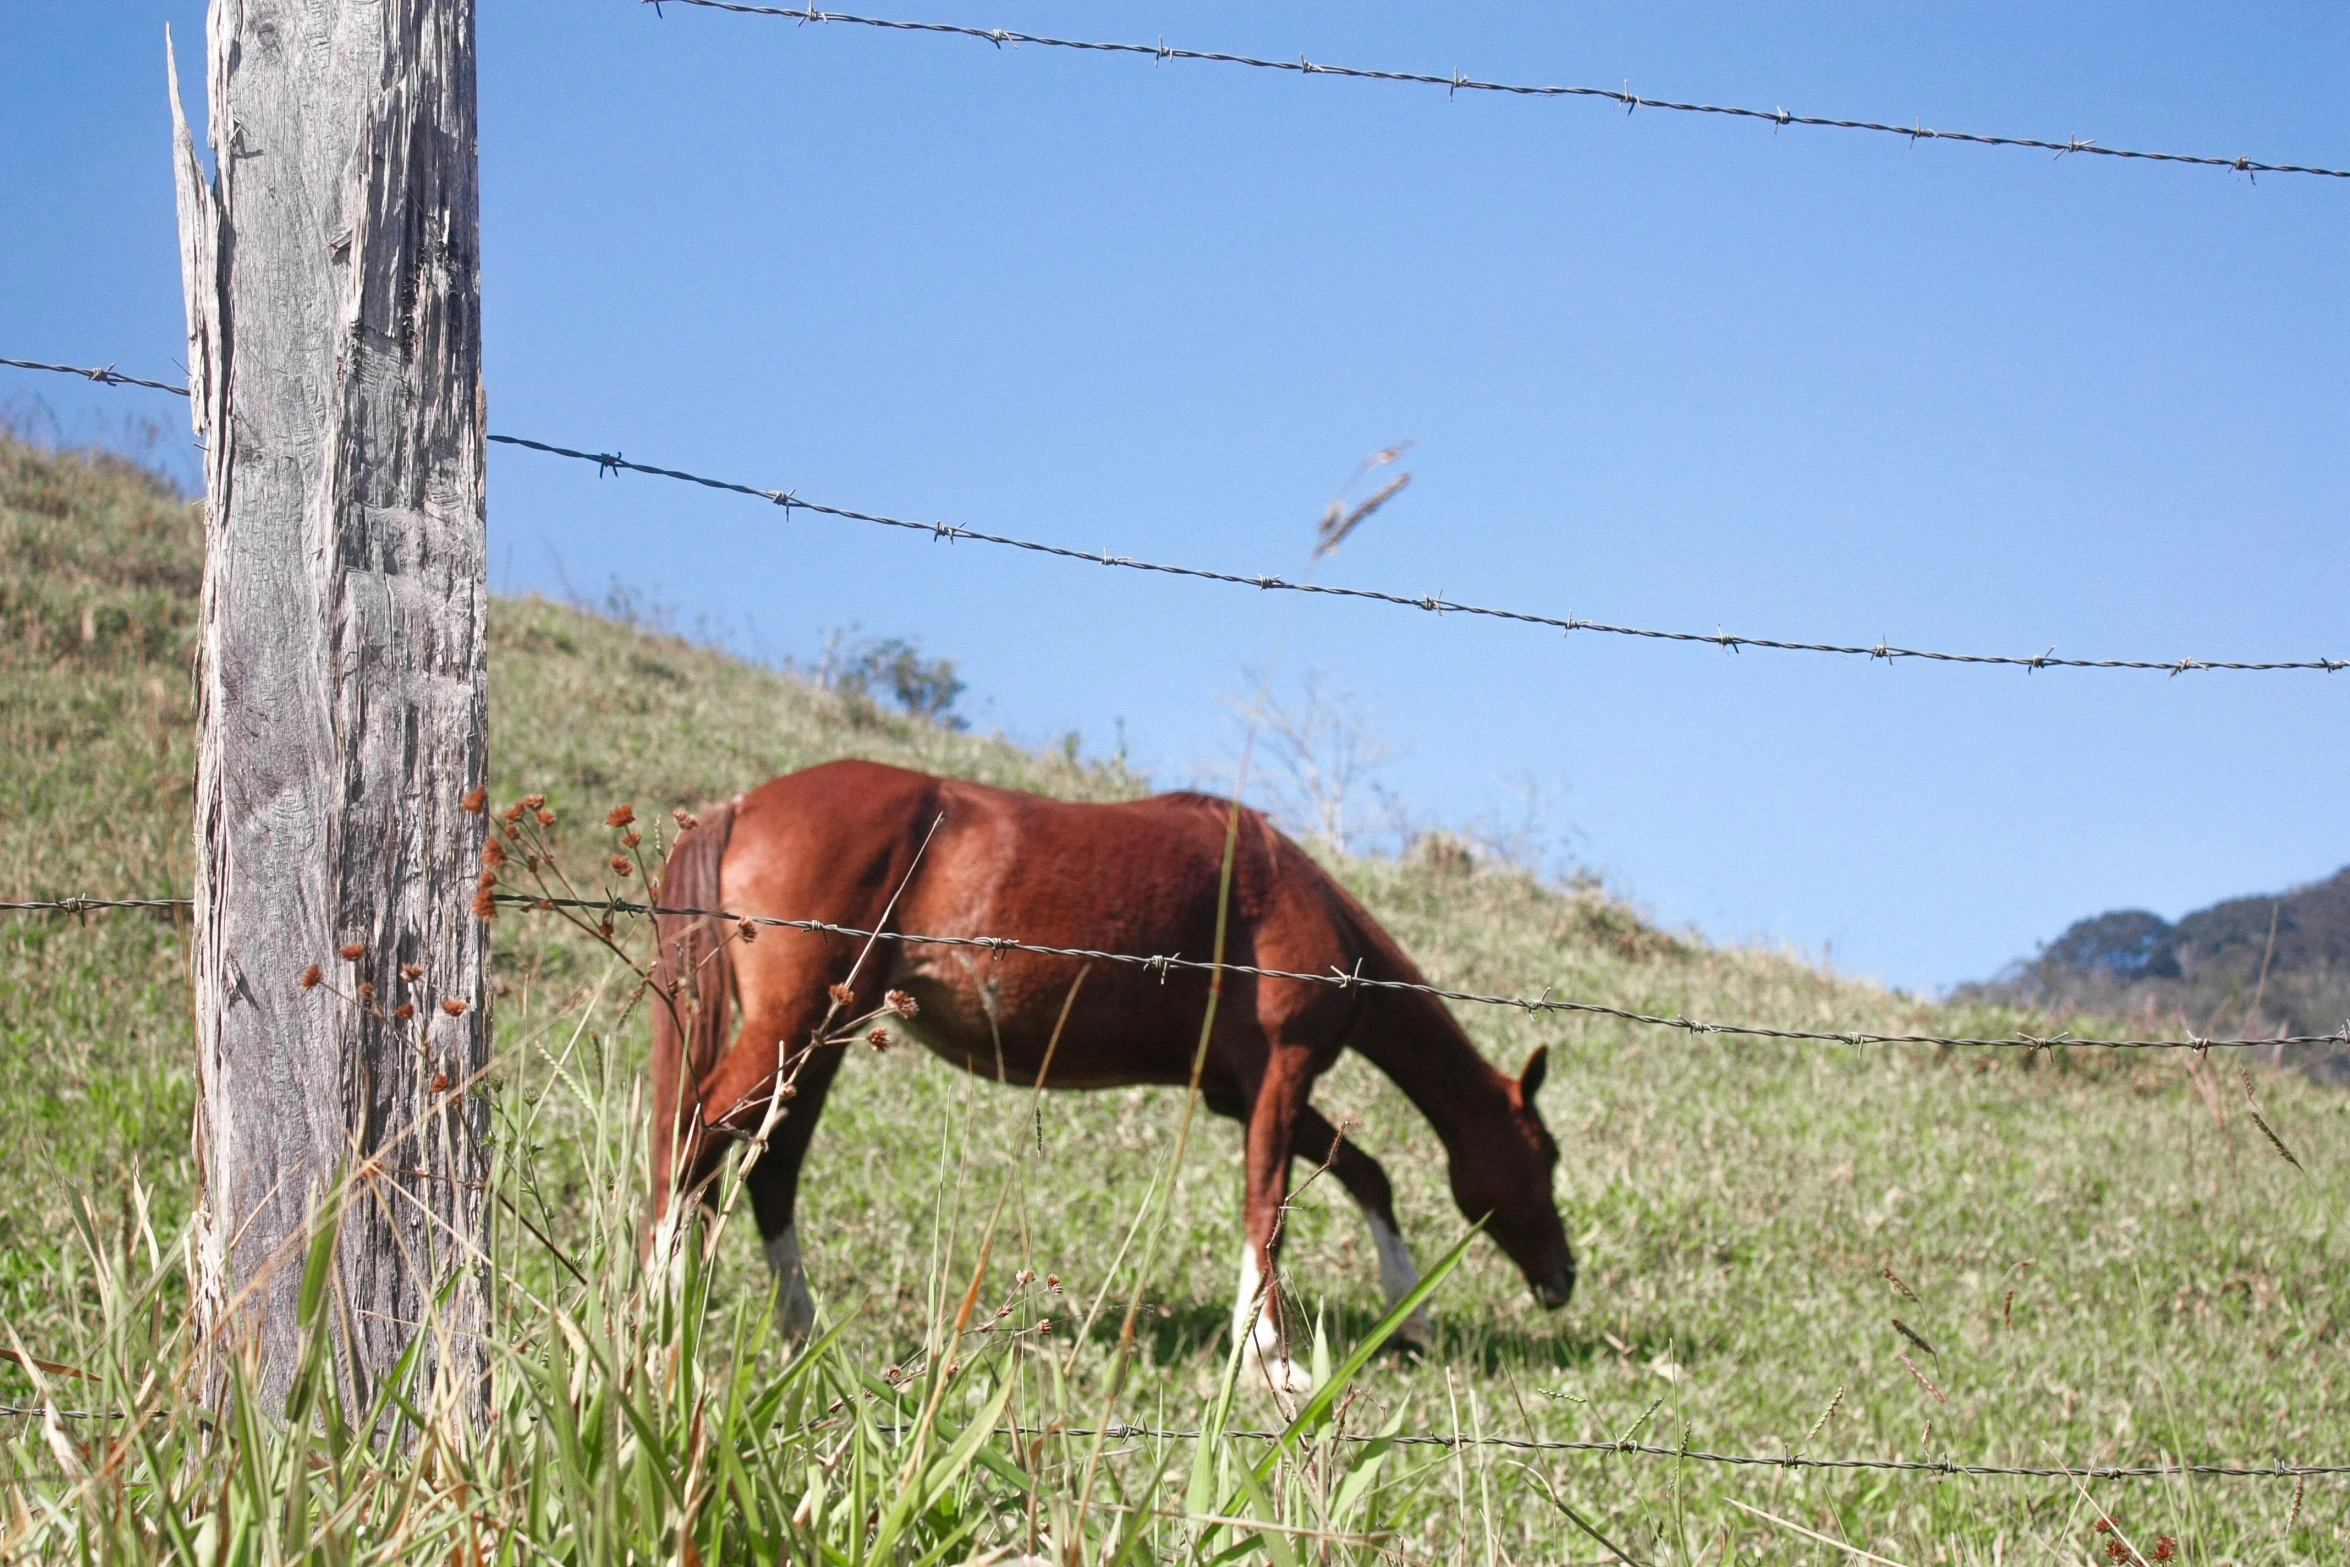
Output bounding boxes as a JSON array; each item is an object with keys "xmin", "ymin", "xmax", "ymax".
[{"xmin": 3, "ymin": 435, "xmax": 2346, "ymax": 1563}]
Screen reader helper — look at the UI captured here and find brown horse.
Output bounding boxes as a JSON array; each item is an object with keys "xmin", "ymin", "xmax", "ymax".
[{"xmin": 650, "ymin": 760, "xmax": 1572, "ymax": 1377}]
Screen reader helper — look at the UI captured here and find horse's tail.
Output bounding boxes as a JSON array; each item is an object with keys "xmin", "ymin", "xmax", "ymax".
[{"xmin": 650, "ymin": 798, "xmax": 738, "ymax": 1209}]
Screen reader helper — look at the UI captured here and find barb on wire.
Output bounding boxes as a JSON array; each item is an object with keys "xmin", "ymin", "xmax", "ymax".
[
  {"xmin": 9, "ymin": 355, "xmax": 2344, "ymax": 676},
  {"xmin": 489, "ymin": 435, "xmax": 2348, "ymax": 675},
  {"xmin": 651, "ymin": 2, "xmax": 2350, "ymax": 183},
  {"xmin": 495, "ymin": 892, "xmax": 2348, "ymax": 1052},
  {"xmin": 0, "ymin": 897, "xmax": 190, "ymax": 916},
  {"xmin": 0, "ymin": 355, "xmax": 192, "ymax": 395}
]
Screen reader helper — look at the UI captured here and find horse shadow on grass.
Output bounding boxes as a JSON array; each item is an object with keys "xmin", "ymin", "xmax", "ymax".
[{"xmin": 1091, "ymin": 1297, "xmax": 1714, "ymax": 1380}]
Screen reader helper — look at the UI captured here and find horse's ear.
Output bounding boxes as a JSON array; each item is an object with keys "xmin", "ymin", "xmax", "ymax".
[{"xmin": 1518, "ymin": 1045, "xmax": 1548, "ymax": 1102}]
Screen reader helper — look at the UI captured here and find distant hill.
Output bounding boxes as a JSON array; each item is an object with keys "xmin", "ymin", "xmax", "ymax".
[{"xmin": 1957, "ymin": 868, "xmax": 2350, "ymax": 1081}]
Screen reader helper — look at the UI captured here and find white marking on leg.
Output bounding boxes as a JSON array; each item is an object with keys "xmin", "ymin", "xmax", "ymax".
[
  {"xmin": 765, "ymin": 1224, "xmax": 816, "ymax": 1343},
  {"xmin": 1365, "ymin": 1210, "xmax": 1434, "ymax": 1350},
  {"xmin": 1232, "ymin": 1242, "xmax": 1311, "ymax": 1394}
]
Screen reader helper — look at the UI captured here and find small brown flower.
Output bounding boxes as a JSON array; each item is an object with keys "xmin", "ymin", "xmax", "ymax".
[
  {"xmin": 340, "ymin": 943, "xmax": 366, "ymax": 961},
  {"xmin": 1046, "ymin": 1275, "xmax": 1061, "ymax": 1293},
  {"xmin": 621, "ymin": 831, "xmax": 641, "ymax": 848},
  {"xmin": 610, "ymin": 855, "xmax": 634, "ymax": 877},
  {"xmin": 503, "ymin": 822, "xmax": 521, "ymax": 840},
  {"xmin": 461, "ymin": 785, "xmax": 488, "ymax": 814},
  {"xmin": 471, "ymin": 887, "xmax": 498, "ymax": 920},
  {"xmin": 502, "ymin": 802, "xmax": 525, "ymax": 822},
  {"xmin": 598, "ymin": 917, "xmax": 614, "ymax": 939},
  {"xmin": 994, "ymin": 1302, "xmax": 1012, "ymax": 1318},
  {"xmin": 2094, "ymin": 1518, "xmax": 2113, "ymax": 1534},
  {"xmin": 606, "ymin": 803, "xmax": 636, "ymax": 829},
  {"xmin": 882, "ymin": 1366, "xmax": 902, "ymax": 1384},
  {"xmin": 1015, "ymin": 1268, "xmax": 1035, "ymax": 1285},
  {"xmin": 300, "ymin": 964, "xmax": 323, "ymax": 990},
  {"xmin": 482, "ymin": 838, "xmax": 506, "ymax": 868},
  {"xmin": 441, "ymin": 999, "xmax": 468, "ymax": 1017},
  {"xmin": 400, "ymin": 963, "xmax": 424, "ymax": 982},
  {"xmin": 478, "ymin": 870, "xmax": 499, "ymax": 893},
  {"xmin": 522, "ymin": 794, "xmax": 547, "ymax": 811},
  {"xmin": 431, "ymin": 1072, "xmax": 450, "ymax": 1093},
  {"xmin": 866, "ymin": 1029, "xmax": 890, "ymax": 1051},
  {"xmin": 673, "ymin": 808, "xmax": 698, "ymax": 831},
  {"xmin": 944, "ymin": 1360, "xmax": 959, "ymax": 1376},
  {"xmin": 1035, "ymin": 1319, "xmax": 1053, "ymax": 1335},
  {"xmin": 357, "ymin": 982, "xmax": 375, "ymax": 999},
  {"xmin": 2151, "ymin": 1539, "xmax": 2176, "ymax": 1563},
  {"xmin": 536, "ymin": 808, "xmax": 557, "ymax": 828},
  {"xmin": 884, "ymin": 989, "xmax": 919, "ymax": 1019},
  {"xmin": 394, "ymin": 1003, "xmax": 415, "ymax": 1020},
  {"xmin": 2105, "ymin": 1540, "xmax": 2127, "ymax": 1563},
  {"xmin": 737, "ymin": 918, "xmax": 759, "ymax": 943},
  {"xmin": 828, "ymin": 982, "xmax": 853, "ymax": 1005}
]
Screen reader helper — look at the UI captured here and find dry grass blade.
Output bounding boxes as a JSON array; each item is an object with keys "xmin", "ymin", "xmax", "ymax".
[
  {"xmin": 2240, "ymin": 1069, "xmax": 2307, "ymax": 1174},
  {"xmin": 1314, "ymin": 472, "xmax": 1410, "ymax": 562},
  {"xmin": 1890, "ymin": 1318, "xmax": 1937, "ymax": 1358},
  {"xmin": 1724, "ymin": 1497, "xmax": 1910, "ymax": 1567},
  {"xmin": 1896, "ymin": 1352, "xmax": 1946, "ymax": 1405},
  {"xmin": 1518, "ymin": 1464, "xmax": 1650, "ymax": 1567}
]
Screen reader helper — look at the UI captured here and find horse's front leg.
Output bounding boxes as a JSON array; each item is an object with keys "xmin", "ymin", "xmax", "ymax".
[
  {"xmin": 1235, "ymin": 1048, "xmax": 1314, "ymax": 1395},
  {"xmin": 700, "ymin": 1002, "xmax": 848, "ymax": 1345},
  {"xmin": 1292, "ymin": 1105, "xmax": 1432, "ymax": 1352}
]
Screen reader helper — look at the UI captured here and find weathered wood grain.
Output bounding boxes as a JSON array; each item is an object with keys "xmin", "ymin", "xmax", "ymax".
[{"xmin": 170, "ymin": 0, "xmax": 488, "ymax": 1414}]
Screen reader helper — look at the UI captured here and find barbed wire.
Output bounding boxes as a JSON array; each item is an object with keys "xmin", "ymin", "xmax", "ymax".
[
  {"xmin": 0, "ymin": 355, "xmax": 191, "ymax": 395},
  {"xmin": 489, "ymin": 435, "xmax": 2349, "ymax": 676},
  {"xmin": 499, "ymin": 892, "xmax": 2345, "ymax": 1053},
  {"xmin": 3, "ymin": 1392, "xmax": 2333, "ymax": 1481},
  {"xmin": 9, "ymin": 888, "xmax": 2334, "ymax": 1053},
  {"xmin": 9, "ymin": 354, "xmax": 2343, "ymax": 676},
  {"xmin": 650, "ymin": 1, "xmax": 2350, "ymax": 184},
  {"xmin": 1041, "ymin": 1424, "xmax": 2350, "ymax": 1480}
]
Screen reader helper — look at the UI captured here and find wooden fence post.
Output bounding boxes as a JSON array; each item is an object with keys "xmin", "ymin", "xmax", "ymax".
[{"xmin": 169, "ymin": 1, "xmax": 489, "ymax": 1415}]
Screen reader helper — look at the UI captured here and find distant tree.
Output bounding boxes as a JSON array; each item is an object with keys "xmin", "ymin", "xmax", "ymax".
[{"xmin": 831, "ymin": 634, "xmax": 969, "ymax": 729}]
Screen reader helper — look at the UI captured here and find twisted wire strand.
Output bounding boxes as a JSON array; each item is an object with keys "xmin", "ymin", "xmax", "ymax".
[
  {"xmin": 495, "ymin": 892, "xmax": 2346, "ymax": 1052},
  {"xmin": 1029, "ymin": 1424, "xmax": 2350, "ymax": 1479},
  {"xmin": 7, "ymin": 354, "xmax": 2342, "ymax": 675},
  {"xmin": 652, "ymin": 1, "xmax": 2350, "ymax": 182},
  {"xmin": 4, "ymin": 1394, "xmax": 2333, "ymax": 1478},
  {"xmin": 488, "ymin": 434, "xmax": 2348, "ymax": 676},
  {"xmin": 0, "ymin": 355, "xmax": 191, "ymax": 395},
  {"xmin": 8, "ymin": 890, "xmax": 2335, "ymax": 1053}
]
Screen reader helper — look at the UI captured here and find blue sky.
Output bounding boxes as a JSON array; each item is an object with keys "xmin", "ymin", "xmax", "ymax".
[{"xmin": 6, "ymin": 3, "xmax": 2345, "ymax": 993}]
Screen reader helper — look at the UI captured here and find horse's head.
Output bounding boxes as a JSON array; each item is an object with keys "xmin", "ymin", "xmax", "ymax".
[{"xmin": 1448, "ymin": 1046, "xmax": 1574, "ymax": 1308}]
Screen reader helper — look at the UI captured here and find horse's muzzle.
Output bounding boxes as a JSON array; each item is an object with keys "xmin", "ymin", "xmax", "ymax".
[{"xmin": 1532, "ymin": 1267, "xmax": 1576, "ymax": 1310}]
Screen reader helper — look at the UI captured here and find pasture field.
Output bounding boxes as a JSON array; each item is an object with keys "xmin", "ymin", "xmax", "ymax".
[{"xmin": 3, "ymin": 435, "xmax": 2345, "ymax": 1563}]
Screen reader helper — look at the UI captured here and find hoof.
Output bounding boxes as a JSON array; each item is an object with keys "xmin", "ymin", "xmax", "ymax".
[{"xmin": 1249, "ymin": 1349, "xmax": 1317, "ymax": 1398}]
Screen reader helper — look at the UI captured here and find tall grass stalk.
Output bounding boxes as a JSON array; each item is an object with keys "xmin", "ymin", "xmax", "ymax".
[{"xmin": 0, "ymin": 925, "xmax": 1460, "ymax": 1566}]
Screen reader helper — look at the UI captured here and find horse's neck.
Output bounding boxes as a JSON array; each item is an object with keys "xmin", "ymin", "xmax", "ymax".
[{"xmin": 1353, "ymin": 996, "xmax": 1513, "ymax": 1152}]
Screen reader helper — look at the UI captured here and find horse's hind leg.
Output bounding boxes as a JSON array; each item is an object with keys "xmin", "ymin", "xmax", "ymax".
[
  {"xmin": 695, "ymin": 987, "xmax": 851, "ymax": 1345},
  {"xmin": 1293, "ymin": 1106, "xmax": 1432, "ymax": 1351},
  {"xmin": 736, "ymin": 1031, "xmax": 846, "ymax": 1345}
]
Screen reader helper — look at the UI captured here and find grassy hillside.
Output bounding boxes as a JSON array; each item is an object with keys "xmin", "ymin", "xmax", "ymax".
[
  {"xmin": 1963, "ymin": 874, "xmax": 2350, "ymax": 1083},
  {"xmin": 4, "ymin": 436, "xmax": 2346, "ymax": 1563}
]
